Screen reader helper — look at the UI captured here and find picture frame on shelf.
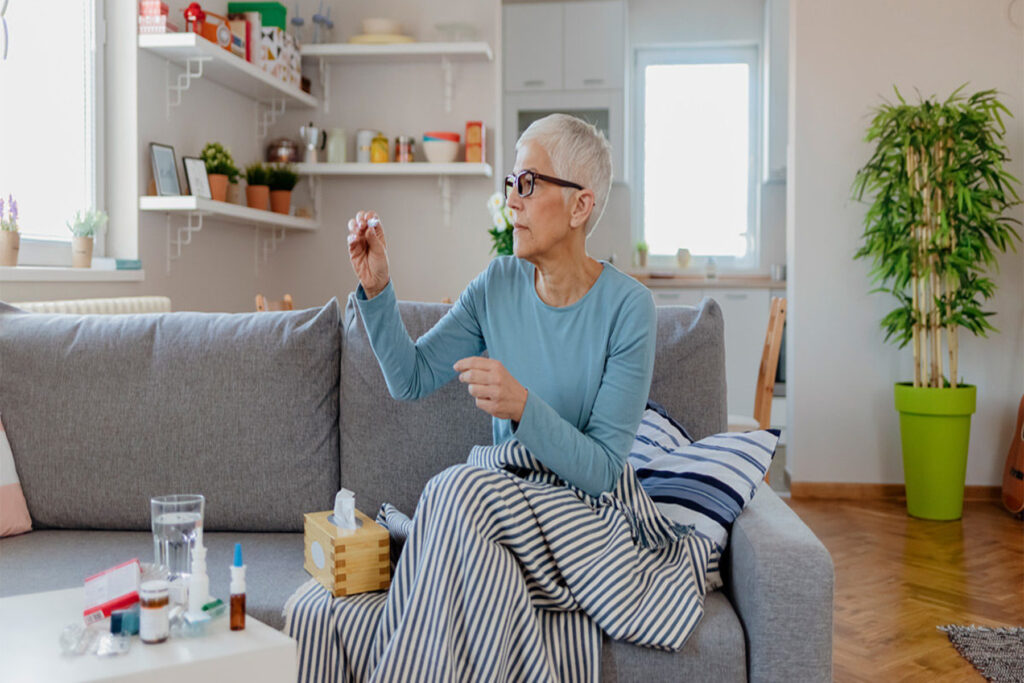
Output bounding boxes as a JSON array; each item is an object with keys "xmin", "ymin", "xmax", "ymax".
[
  {"xmin": 182, "ymin": 156, "xmax": 212, "ymax": 199},
  {"xmin": 150, "ymin": 143, "xmax": 180, "ymax": 196}
]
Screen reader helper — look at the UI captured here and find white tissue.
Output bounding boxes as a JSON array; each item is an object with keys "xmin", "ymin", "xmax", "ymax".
[{"xmin": 333, "ymin": 488, "xmax": 357, "ymax": 529}]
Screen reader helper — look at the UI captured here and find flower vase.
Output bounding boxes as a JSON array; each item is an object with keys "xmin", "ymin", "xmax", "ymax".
[
  {"xmin": 246, "ymin": 185, "xmax": 270, "ymax": 211},
  {"xmin": 209, "ymin": 174, "xmax": 229, "ymax": 202},
  {"xmin": 270, "ymin": 190, "xmax": 292, "ymax": 215},
  {"xmin": 0, "ymin": 231, "xmax": 19, "ymax": 267},
  {"xmin": 71, "ymin": 236, "xmax": 94, "ymax": 268}
]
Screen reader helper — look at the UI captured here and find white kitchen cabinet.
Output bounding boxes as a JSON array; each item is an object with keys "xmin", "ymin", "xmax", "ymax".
[
  {"xmin": 503, "ymin": 3, "xmax": 564, "ymax": 92},
  {"xmin": 706, "ymin": 288, "xmax": 771, "ymax": 419},
  {"xmin": 503, "ymin": 1, "xmax": 624, "ymax": 92},
  {"xmin": 563, "ymin": 1, "xmax": 626, "ymax": 90}
]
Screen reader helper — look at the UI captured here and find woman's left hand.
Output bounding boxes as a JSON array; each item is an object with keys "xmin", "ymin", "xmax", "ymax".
[{"xmin": 454, "ymin": 357, "xmax": 528, "ymax": 422}]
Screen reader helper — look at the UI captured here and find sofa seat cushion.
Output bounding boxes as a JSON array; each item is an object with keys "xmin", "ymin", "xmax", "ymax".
[
  {"xmin": 0, "ymin": 300, "xmax": 341, "ymax": 532},
  {"xmin": 601, "ymin": 590, "xmax": 746, "ymax": 682},
  {"xmin": 0, "ymin": 530, "xmax": 307, "ymax": 630}
]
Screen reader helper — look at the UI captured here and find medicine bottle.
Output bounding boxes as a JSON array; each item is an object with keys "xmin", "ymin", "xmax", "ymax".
[{"xmin": 139, "ymin": 580, "xmax": 170, "ymax": 644}]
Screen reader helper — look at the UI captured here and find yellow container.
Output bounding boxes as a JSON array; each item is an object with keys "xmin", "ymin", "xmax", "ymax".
[{"xmin": 370, "ymin": 135, "xmax": 389, "ymax": 163}]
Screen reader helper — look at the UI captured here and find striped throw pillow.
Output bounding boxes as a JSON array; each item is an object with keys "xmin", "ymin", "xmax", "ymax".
[
  {"xmin": 629, "ymin": 427, "xmax": 780, "ymax": 590},
  {"xmin": 0, "ymin": 413, "xmax": 32, "ymax": 537},
  {"xmin": 631, "ymin": 401, "xmax": 693, "ymax": 464}
]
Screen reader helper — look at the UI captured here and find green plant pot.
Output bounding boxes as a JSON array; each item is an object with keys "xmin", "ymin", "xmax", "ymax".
[{"xmin": 893, "ymin": 382, "xmax": 976, "ymax": 520}]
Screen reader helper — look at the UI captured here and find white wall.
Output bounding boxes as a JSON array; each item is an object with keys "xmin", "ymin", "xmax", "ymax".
[{"xmin": 788, "ymin": 0, "xmax": 1024, "ymax": 487}]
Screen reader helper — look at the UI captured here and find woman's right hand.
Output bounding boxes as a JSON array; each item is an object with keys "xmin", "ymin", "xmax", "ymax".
[{"xmin": 347, "ymin": 210, "xmax": 390, "ymax": 298}]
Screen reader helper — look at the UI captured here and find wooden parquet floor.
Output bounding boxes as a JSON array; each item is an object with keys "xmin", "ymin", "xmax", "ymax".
[{"xmin": 785, "ymin": 498, "xmax": 1023, "ymax": 682}]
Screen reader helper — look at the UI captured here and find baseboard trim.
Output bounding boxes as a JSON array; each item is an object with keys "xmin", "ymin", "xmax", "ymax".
[{"xmin": 789, "ymin": 482, "xmax": 1002, "ymax": 502}]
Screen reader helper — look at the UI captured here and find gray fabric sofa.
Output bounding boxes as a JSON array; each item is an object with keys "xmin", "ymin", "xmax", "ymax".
[{"xmin": 0, "ymin": 295, "xmax": 833, "ymax": 681}]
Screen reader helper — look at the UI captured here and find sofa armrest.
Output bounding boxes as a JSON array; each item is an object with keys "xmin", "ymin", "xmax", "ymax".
[{"xmin": 723, "ymin": 484, "xmax": 834, "ymax": 682}]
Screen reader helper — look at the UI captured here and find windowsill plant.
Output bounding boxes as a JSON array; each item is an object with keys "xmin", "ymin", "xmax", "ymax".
[
  {"xmin": 0, "ymin": 195, "xmax": 19, "ymax": 267},
  {"xmin": 66, "ymin": 208, "xmax": 109, "ymax": 268},
  {"xmin": 852, "ymin": 85, "xmax": 1021, "ymax": 520}
]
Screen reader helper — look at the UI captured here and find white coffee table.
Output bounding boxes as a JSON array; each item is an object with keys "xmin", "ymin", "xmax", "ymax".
[{"xmin": 0, "ymin": 587, "xmax": 296, "ymax": 682}]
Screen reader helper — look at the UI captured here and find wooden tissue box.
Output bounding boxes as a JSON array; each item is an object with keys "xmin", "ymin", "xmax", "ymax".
[{"xmin": 303, "ymin": 508, "xmax": 390, "ymax": 597}]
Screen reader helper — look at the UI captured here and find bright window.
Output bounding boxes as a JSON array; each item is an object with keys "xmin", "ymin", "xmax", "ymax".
[
  {"xmin": 633, "ymin": 46, "xmax": 759, "ymax": 268},
  {"xmin": 0, "ymin": 0, "xmax": 103, "ymax": 262}
]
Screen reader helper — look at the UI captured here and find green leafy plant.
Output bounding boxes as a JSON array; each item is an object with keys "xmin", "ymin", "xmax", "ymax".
[
  {"xmin": 852, "ymin": 85, "xmax": 1021, "ymax": 389},
  {"xmin": 200, "ymin": 142, "xmax": 240, "ymax": 183},
  {"xmin": 245, "ymin": 162, "xmax": 269, "ymax": 187},
  {"xmin": 635, "ymin": 240, "xmax": 648, "ymax": 253},
  {"xmin": 268, "ymin": 164, "xmax": 298, "ymax": 192},
  {"xmin": 66, "ymin": 208, "xmax": 108, "ymax": 238},
  {"xmin": 486, "ymin": 192, "xmax": 514, "ymax": 256}
]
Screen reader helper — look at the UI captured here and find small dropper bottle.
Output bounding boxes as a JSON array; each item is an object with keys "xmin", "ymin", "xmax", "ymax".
[{"xmin": 230, "ymin": 542, "xmax": 246, "ymax": 631}]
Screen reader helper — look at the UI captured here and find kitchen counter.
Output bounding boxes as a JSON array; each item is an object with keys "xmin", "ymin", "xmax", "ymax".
[{"xmin": 627, "ymin": 271, "xmax": 785, "ymax": 289}]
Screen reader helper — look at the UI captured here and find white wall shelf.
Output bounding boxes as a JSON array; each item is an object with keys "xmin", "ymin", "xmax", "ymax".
[
  {"xmin": 296, "ymin": 163, "xmax": 493, "ymax": 227},
  {"xmin": 138, "ymin": 33, "xmax": 318, "ymax": 125},
  {"xmin": 300, "ymin": 42, "xmax": 493, "ymax": 63},
  {"xmin": 295, "ymin": 162, "xmax": 493, "ymax": 177},
  {"xmin": 300, "ymin": 42, "xmax": 493, "ymax": 114},
  {"xmin": 140, "ymin": 196, "xmax": 318, "ymax": 273}
]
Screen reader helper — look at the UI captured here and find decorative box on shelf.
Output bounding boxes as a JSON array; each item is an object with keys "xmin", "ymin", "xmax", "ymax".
[{"xmin": 303, "ymin": 508, "xmax": 390, "ymax": 597}]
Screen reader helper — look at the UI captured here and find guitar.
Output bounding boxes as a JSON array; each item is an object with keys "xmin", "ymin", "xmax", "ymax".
[{"xmin": 1002, "ymin": 393, "xmax": 1024, "ymax": 518}]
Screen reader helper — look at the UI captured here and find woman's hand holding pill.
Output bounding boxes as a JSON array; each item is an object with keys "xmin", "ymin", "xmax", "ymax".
[
  {"xmin": 347, "ymin": 210, "xmax": 390, "ymax": 299},
  {"xmin": 454, "ymin": 357, "xmax": 528, "ymax": 423}
]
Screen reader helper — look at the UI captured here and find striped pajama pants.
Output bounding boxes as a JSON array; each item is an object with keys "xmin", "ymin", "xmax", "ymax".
[{"xmin": 284, "ymin": 442, "xmax": 709, "ymax": 683}]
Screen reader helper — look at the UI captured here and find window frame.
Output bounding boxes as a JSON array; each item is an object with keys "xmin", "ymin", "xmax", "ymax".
[
  {"xmin": 631, "ymin": 43, "xmax": 761, "ymax": 271},
  {"xmin": 17, "ymin": 0, "xmax": 105, "ymax": 266}
]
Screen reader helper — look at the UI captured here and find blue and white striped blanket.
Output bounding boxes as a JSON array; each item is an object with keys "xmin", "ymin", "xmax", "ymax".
[{"xmin": 283, "ymin": 440, "xmax": 712, "ymax": 682}]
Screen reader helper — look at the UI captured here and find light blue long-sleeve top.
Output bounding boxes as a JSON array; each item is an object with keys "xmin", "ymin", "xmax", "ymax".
[{"xmin": 355, "ymin": 256, "xmax": 657, "ymax": 497}]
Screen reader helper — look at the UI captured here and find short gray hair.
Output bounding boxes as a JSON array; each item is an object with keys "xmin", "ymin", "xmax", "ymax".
[{"xmin": 515, "ymin": 114, "xmax": 613, "ymax": 236}]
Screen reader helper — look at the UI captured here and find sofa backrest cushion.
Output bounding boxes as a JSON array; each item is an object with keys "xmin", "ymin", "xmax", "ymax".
[
  {"xmin": 650, "ymin": 298, "xmax": 727, "ymax": 441},
  {"xmin": 0, "ymin": 300, "xmax": 341, "ymax": 532},
  {"xmin": 338, "ymin": 295, "xmax": 726, "ymax": 517},
  {"xmin": 339, "ymin": 295, "xmax": 493, "ymax": 518}
]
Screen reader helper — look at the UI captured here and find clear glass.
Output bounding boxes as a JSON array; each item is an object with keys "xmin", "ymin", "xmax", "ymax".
[
  {"xmin": 150, "ymin": 494, "xmax": 205, "ymax": 586},
  {"xmin": 643, "ymin": 62, "xmax": 750, "ymax": 258}
]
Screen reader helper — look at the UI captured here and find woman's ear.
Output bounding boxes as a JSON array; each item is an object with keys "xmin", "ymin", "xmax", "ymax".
[{"xmin": 569, "ymin": 189, "xmax": 595, "ymax": 230}]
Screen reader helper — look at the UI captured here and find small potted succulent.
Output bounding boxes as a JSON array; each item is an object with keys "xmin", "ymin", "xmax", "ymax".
[
  {"xmin": 635, "ymin": 240, "xmax": 649, "ymax": 268},
  {"xmin": 245, "ymin": 162, "xmax": 270, "ymax": 211},
  {"xmin": 201, "ymin": 142, "xmax": 240, "ymax": 202},
  {"xmin": 66, "ymin": 208, "xmax": 109, "ymax": 268},
  {"xmin": 268, "ymin": 164, "xmax": 298, "ymax": 215},
  {"xmin": 485, "ymin": 192, "xmax": 514, "ymax": 256},
  {"xmin": 0, "ymin": 194, "xmax": 19, "ymax": 267}
]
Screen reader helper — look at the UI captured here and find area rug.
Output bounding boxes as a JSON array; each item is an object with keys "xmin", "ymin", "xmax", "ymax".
[{"xmin": 938, "ymin": 625, "xmax": 1024, "ymax": 683}]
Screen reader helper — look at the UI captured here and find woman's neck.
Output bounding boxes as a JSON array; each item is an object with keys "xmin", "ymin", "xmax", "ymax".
[{"xmin": 532, "ymin": 251, "xmax": 604, "ymax": 308}]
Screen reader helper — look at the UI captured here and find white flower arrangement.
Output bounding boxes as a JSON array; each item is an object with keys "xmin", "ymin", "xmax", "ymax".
[{"xmin": 486, "ymin": 192, "xmax": 514, "ymax": 256}]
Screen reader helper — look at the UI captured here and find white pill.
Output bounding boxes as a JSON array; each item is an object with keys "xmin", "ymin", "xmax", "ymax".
[{"xmin": 368, "ymin": 217, "xmax": 381, "ymax": 228}]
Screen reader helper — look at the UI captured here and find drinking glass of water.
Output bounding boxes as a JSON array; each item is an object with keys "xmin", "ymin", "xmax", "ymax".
[{"xmin": 150, "ymin": 494, "xmax": 205, "ymax": 586}]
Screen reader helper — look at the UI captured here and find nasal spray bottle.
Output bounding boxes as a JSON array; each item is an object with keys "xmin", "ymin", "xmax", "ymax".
[
  {"xmin": 230, "ymin": 543, "xmax": 246, "ymax": 631},
  {"xmin": 183, "ymin": 538, "xmax": 212, "ymax": 635}
]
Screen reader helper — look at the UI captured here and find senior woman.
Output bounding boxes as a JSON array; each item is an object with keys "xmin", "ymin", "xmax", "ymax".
[
  {"xmin": 288, "ymin": 114, "xmax": 686, "ymax": 683},
  {"xmin": 347, "ymin": 113, "xmax": 656, "ymax": 497}
]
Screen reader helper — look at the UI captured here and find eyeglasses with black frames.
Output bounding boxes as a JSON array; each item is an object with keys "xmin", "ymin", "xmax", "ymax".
[{"xmin": 504, "ymin": 170, "xmax": 584, "ymax": 200}]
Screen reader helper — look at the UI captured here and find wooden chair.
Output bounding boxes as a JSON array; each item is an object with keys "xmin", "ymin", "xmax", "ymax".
[
  {"xmin": 255, "ymin": 294, "xmax": 294, "ymax": 312},
  {"xmin": 728, "ymin": 296, "xmax": 787, "ymax": 432}
]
